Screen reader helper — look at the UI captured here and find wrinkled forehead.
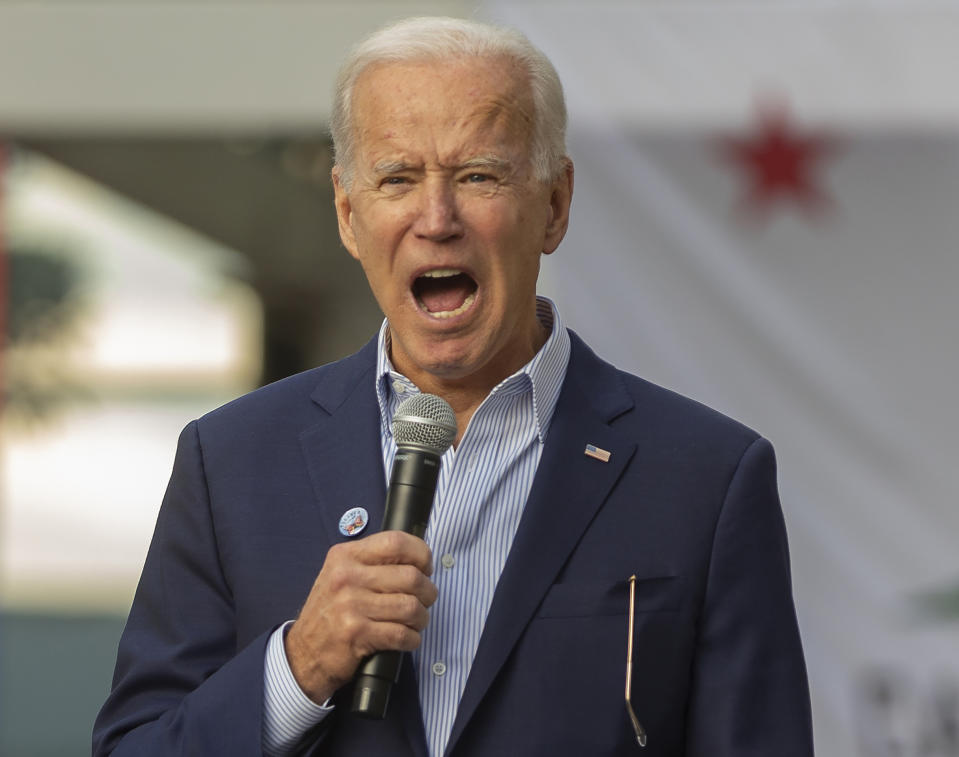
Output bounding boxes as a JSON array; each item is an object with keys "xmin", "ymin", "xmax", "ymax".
[{"xmin": 351, "ymin": 56, "xmax": 535, "ymax": 150}]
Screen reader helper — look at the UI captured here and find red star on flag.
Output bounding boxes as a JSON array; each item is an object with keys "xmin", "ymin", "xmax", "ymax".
[{"xmin": 720, "ymin": 99, "xmax": 838, "ymax": 219}]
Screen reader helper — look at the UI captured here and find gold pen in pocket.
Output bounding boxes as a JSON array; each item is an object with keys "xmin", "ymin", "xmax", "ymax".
[{"xmin": 625, "ymin": 574, "xmax": 647, "ymax": 748}]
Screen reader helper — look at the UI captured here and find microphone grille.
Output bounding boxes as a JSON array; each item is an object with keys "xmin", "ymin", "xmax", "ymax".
[{"xmin": 392, "ymin": 393, "xmax": 457, "ymax": 454}]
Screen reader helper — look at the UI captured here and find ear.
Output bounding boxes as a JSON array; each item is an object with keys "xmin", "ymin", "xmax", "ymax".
[
  {"xmin": 332, "ymin": 167, "xmax": 360, "ymax": 261},
  {"xmin": 542, "ymin": 158, "xmax": 574, "ymax": 255}
]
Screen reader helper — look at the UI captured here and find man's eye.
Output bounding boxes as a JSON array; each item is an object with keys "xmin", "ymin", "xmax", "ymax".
[
  {"xmin": 466, "ymin": 173, "xmax": 491, "ymax": 183},
  {"xmin": 383, "ymin": 176, "xmax": 408, "ymax": 186}
]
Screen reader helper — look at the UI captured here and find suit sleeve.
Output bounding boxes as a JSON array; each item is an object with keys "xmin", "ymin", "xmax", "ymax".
[
  {"xmin": 685, "ymin": 437, "xmax": 814, "ymax": 757},
  {"xmin": 93, "ymin": 421, "xmax": 270, "ymax": 756}
]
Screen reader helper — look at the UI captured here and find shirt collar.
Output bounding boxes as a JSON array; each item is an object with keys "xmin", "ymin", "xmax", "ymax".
[{"xmin": 374, "ymin": 296, "xmax": 571, "ymax": 445}]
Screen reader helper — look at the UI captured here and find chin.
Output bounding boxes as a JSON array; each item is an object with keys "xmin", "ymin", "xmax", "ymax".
[
  {"xmin": 411, "ymin": 343, "xmax": 482, "ymax": 380},
  {"xmin": 417, "ymin": 355, "xmax": 475, "ymax": 380}
]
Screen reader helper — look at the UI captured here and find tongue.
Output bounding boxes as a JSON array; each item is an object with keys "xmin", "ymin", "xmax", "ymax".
[{"xmin": 417, "ymin": 274, "xmax": 474, "ymax": 313}]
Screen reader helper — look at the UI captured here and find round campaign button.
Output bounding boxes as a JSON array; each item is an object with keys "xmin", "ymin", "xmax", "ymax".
[{"xmin": 338, "ymin": 507, "xmax": 370, "ymax": 537}]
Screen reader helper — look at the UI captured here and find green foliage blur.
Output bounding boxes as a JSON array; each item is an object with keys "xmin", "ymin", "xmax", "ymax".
[{"xmin": 4, "ymin": 246, "xmax": 89, "ymax": 423}]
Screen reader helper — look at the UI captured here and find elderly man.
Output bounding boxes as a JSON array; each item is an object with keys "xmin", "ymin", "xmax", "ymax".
[{"xmin": 94, "ymin": 16, "xmax": 813, "ymax": 757}]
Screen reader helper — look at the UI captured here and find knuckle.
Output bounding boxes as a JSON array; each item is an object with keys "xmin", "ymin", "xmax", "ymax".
[
  {"xmin": 322, "ymin": 563, "xmax": 353, "ymax": 594},
  {"xmin": 396, "ymin": 564, "xmax": 421, "ymax": 586},
  {"xmin": 397, "ymin": 593, "xmax": 420, "ymax": 619},
  {"xmin": 410, "ymin": 606, "xmax": 429, "ymax": 631},
  {"xmin": 326, "ymin": 541, "xmax": 350, "ymax": 563},
  {"xmin": 322, "ymin": 545, "xmax": 355, "ymax": 579},
  {"xmin": 407, "ymin": 628, "xmax": 424, "ymax": 651},
  {"xmin": 389, "ymin": 624, "xmax": 416, "ymax": 651},
  {"xmin": 340, "ymin": 612, "xmax": 366, "ymax": 643},
  {"xmin": 381, "ymin": 530, "xmax": 409, "ymax": 554},
  {"xmin": 411, "ymin": 540, "xmax": 432, "ymax": 567}
]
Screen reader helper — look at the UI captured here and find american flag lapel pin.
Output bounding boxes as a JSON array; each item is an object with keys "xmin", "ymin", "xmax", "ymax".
[{"xmin": 584, "ymin": 443, "xmax": 611, "ymax": 463}]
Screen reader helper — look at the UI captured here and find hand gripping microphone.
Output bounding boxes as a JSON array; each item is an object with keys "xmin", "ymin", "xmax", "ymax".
[{"xmin": 351, "ymin": 392, "xmax": 457, "ymax": 719}]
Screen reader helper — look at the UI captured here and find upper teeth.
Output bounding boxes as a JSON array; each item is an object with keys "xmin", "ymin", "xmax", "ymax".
[{"xmin": 421, "ymin": 269, "xmax": 462, "ymax": 278}]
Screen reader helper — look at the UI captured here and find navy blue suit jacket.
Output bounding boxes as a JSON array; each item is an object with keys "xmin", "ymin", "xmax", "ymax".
[{"xmin": 94, "ymin": 331, "xmax": 813, "ymax": 756}]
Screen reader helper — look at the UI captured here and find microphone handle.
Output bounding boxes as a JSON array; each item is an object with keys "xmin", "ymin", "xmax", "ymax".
[{"xmin": 351, "ymin": 448, "xmax": 441, "ymax": 719}]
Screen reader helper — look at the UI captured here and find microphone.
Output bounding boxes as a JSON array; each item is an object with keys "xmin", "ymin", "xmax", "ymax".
[{"xmin": 351, "ymin": 392, "xmax": 457, "ymax": 719}]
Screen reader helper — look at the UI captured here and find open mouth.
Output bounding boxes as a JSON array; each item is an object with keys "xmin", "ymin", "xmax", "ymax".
[{"xmin": 412, "ymin": 269, "xmax": 478, "ymax": 319}]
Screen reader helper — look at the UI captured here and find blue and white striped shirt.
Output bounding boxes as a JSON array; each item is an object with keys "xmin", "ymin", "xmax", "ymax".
[{"xmin": 263, "ymin": 297, "xmax": 571, "ymax": 756}]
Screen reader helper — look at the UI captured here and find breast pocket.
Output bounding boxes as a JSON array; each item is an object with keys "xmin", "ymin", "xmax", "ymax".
[{"xmin": 535, "ymin": 575, "xmax": 682, "ymax": 619}]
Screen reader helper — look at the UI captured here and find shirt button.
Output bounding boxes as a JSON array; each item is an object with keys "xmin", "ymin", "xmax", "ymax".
[
  {"xmin": 392, "ymin": 380, "xmax": 407, "ymax": 394},
  {"xmin": 440, "ymin": 553, "xmax": 455, "ymax": 569},
  {"xmin": 431, "ymin": 661, "xmax": 447, "ymax": 677}
]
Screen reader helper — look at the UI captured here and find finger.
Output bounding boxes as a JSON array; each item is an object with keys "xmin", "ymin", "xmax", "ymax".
[
  {"xmin": 350, "ymin": 530, "xmax": 434, "ymax": 575},
  {"xmin": 358, "ymin": 563, "xmax": 438, "ymax": 608},
  {"xmin": 363, "ymin": 620, "xmax": 423, "ymax": 654},
  {"xmin": 365, "ymin": 591, "xmax": 432, "ymax": 631}
]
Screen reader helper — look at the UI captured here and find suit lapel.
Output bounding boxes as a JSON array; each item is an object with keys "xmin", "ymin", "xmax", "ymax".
[
  {"xmin": 298, "ymin": 339, "xmax": 430, "ymax": 757},
  {"xmin": 444, "ymin": 335, "xmax": 637, "ymax": 754},
  {"xmin": 299, "ymin": 340, "xmax": 387, "ymax": 546}
]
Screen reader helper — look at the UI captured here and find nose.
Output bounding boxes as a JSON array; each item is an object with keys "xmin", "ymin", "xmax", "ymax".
[{"xmin": 412, "ymin": 178, "xmax": 464, "ymax": 242}]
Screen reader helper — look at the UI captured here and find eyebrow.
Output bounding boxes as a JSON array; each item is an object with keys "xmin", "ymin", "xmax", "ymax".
[
  {"xmin": 460, "ymin": 156, "xmax": 513, "ymax": 173},
  {"xmin": 371, "ymin": 156, "xmax": 513, "ymax": 176},
  {"xmin": 372, "ymin": 160, "xmax": 414, "ymax": 176}
]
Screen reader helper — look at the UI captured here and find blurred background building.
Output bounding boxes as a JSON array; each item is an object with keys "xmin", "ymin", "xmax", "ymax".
[{"xmin": 2, "ymin": 2, "xmax": 959, "ymax": 755}]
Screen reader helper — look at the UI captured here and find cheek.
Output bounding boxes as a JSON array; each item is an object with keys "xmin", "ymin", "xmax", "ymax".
[
  {"xmin": 476, "ymin": 206, "xmax": 548, "ymax": 273},
  {"xmin": 469, "ymin": 199, "xmax": 528, "ymax": 242},
  {"xmin": 352, "ymin": 195, "xmax": 411, "ymax": 236},
  {"xmin": 351, "ymin": 212, "xmax": 407, "ymax": 271},
  {"xmin": 490, "ymin": 190, "xmax": 549, "ymax": 237}
]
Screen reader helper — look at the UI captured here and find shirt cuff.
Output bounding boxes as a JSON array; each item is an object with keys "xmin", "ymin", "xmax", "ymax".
[{"xmin": 262, "ymin": 620, "xmax": 335, "ymax": 756}]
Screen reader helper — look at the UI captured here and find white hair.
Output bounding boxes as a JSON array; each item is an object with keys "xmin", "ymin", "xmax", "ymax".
[{"xmin": 330, "ymin": 16, "xmax": 568, "ymax": 190}]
